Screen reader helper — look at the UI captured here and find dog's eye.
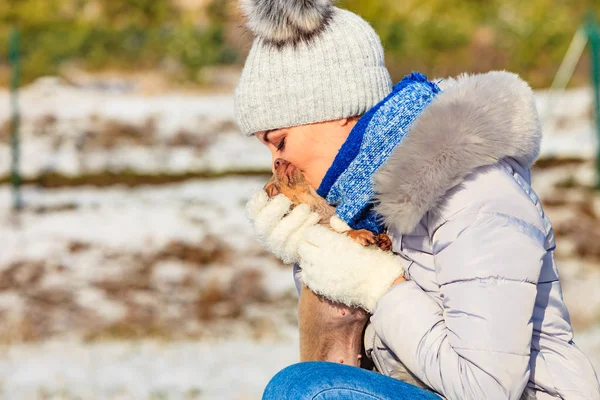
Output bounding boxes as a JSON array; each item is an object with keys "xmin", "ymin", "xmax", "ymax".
[{"xmin": 266, "ymin": 184, "xmax": 280, "ymax": 198}]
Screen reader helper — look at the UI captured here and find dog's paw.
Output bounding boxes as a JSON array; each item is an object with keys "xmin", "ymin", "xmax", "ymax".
[
  {"xmin": 347, "ymin": 229, "xmax": 377, "ymax": 246},
  {"xmin": 376, "ymin": 234, "xmax": 392, "ymax": 251}
]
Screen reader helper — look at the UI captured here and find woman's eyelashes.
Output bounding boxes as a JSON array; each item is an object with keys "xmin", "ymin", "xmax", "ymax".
[{"xmin": 276, "ymin": 137, "xmax": 286, "ymax": 152}]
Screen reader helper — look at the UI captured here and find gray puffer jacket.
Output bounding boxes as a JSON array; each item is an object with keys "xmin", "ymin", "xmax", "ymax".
[
  {"xmin": 368, "ymin": 72, "xmax": 600, "ymax": 399},
  {"xmin": 298, "ymin": 72, "xmax": 600, "ymax": 399}
]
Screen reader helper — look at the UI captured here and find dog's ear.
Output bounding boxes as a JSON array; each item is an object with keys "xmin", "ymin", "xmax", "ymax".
[{"xmin": 265, "ymin": 182, "xmax": 281, "ymax": 198}]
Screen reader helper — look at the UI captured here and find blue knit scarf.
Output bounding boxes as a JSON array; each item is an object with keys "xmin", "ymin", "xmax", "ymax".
[{"xmin": 317, "ymin": 72, "xmax": 441, "ymax": 234}]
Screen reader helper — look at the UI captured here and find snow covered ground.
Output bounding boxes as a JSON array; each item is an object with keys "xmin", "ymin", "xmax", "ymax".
[
  {"xmin": 536, "ymin": 87, "xmax": 598, "ymax": 159},
  {"xmin": 0, "ymin": 178, "xmax": 301, "ymax": 399},
  {"xmin": 0, "ymin": 175, "xmax": 307, "ymax": 400},
  {"xmin": 0, "ymin": 77, "xmax": 270, "ymax": 179},
  {"xmin": 0, "ymin": 178, "xmax": 301, "ymax": 342},
  {"xmin": 0, "ymin": 78, "xmax": 599, "ymax": 399},
  {"xmin": 0, "ymin": 168, "xmax": 597, "ymax": 399},
  {"xmin": 0, "ymin": 78, "xmax": 598, "ymax": 180},
  {"xmin": 0, "ymin": 338, "xmax": 300, "ymax": 400}
]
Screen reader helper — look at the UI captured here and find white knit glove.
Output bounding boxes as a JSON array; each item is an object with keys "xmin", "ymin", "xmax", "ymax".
[
  {"xmin": 245, "ymin": 190, "xmax": 321, "ymax": 264},
  {"xmin": 297, "ymin": 224, "xmax": 406, "ymax": 313}
]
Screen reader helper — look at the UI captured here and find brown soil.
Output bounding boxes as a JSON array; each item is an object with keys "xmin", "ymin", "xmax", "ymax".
[
  {"xmin": 0, "ymin": 170, "xmax": 270, "ymax": 188},
  {"xmin": 532, "ymin": 157, "xmax": 588, "ymax": 170}
]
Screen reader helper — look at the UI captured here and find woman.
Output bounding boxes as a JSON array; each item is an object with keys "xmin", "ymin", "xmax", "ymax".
[{"xmin": 234, "ymin": 1, "xmax": 600, "ymax": 399}]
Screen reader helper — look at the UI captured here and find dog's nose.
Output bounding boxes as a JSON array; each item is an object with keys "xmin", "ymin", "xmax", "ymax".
[{"xmin": 274, "ymin": 158, "xmax": 284, "ymax": 169}]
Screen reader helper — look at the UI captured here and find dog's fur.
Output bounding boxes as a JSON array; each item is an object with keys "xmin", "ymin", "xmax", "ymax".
[
  {"xmin": 264, "ymin": 159, "xmax": 392, "ymax": 249},
  {"xmin": 264, "ymin": 158, "xmax": 390, "ymax": 367},
  {"xmin": 240, "ymin": 0, "xmax": 336, "ymax": 47}
]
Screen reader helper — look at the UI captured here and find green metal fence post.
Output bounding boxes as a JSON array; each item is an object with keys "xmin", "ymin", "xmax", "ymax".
[
  {"xmin": 585, "ymin": 12, "xmax": 600, "ymax": 188},
  {"xmin": 8, "ymin": 27, "xmax": 22, "ymax": 210}
]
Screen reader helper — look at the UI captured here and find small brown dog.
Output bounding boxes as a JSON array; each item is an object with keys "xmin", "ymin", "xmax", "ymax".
[{"xmin": 264, "ymin": 158, "xmax": 391, "ymax": 367}]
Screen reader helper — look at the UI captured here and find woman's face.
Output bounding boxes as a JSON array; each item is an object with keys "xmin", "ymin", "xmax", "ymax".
[{"xmin": 256, "ymin": 118, "xmax": 358, "ymax": 190}]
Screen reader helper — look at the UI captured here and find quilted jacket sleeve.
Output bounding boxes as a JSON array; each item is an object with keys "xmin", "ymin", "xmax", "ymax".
[{"xmin": 371, "ymin": 210, "xmax": 546, "ymax": 400}]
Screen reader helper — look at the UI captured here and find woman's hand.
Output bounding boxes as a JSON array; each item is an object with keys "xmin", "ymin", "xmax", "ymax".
[
  {"xmin": 245, "ymin": 190, "xmax": 321, "ymax": 264},
  {"xmin": 246, "ymin": 190, "xmax": 407, "ymax": 311},
  {"xmin": 297, "ymin": 225, "xmax": 407, "ymax": 313}
]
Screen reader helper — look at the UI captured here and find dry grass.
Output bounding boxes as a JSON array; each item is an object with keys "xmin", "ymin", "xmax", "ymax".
[
  {"xmin": 532, "ymin": 157, "xmax": 588, "ymax": 171},
  {"xmin": 154, "ymin": 236, "xmax": 230, "ymax": 266},
  {"xmin": 554, "ymin": 218, "xmax": 600, "ymax": 261},
  {"xmin": 92, "ymin": 118, "xmax": 157, "ymax": 149},
  {"xmin": 0, "ymin": 234, "xmax": 281, "ymax": 343},
  {"xmin": 0, "ymin": 261, "xmax": 46, "ymax": 290},
  {"xmin": 31, "ymin": 114, "xmax": 58, "ymax": 137},
  {"xmin": 197, "ymin": 268, "xmax": 268, "ymax": 322},
  {"xmin": 166, "ymin": 129, "xmax": 214, "ymax": 149},
  {"xmin": 0, "ymin": 170, "xmax": 270, "ymax": 188},
  {"xmin": 543, "ymin": 190, "xmax": 600, "ymax": 261},
  {"xmin": 0, "ymin": 120, "xmax": 9, "ymax": 143}
]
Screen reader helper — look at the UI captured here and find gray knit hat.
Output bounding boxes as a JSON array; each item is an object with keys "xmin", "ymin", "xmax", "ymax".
[{"xmin": 234, "ymin": 0, "xmax": 393, "ymax": 136}]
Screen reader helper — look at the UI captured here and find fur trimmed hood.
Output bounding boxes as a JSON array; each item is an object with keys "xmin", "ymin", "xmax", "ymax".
[{"xmin": 373, "ymin": 71, "xmax": 542, "ymax": 234}]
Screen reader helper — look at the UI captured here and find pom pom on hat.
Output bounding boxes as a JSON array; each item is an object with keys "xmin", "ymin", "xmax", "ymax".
[
  {"xmin": 234, "ymin": 1, "xmax": 393, "ymax": 136},
  {"xmin": 240, "ymin": 0, "xmax": 336, "ymax": 46}
]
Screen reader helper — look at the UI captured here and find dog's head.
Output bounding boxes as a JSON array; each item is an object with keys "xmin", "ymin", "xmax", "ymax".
[{"xmin": 264, "ymin": 159, "xmax": 324, "ymax": 210}]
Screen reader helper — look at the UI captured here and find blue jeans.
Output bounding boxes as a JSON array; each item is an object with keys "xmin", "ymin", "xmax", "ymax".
[{"xmin": 262, "ymin": 362, "xmax": 440, "ymax": 399}]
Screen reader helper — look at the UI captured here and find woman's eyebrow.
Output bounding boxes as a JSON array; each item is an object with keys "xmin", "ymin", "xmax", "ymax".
[{"xmin": 264, "ymin": 129, "xmax": 274, "ymax": 143}]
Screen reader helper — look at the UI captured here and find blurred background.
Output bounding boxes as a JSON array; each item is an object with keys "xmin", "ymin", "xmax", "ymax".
[{"xmin": 1, "ymin": 0, "xmax": 600, "ymax": 399}]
